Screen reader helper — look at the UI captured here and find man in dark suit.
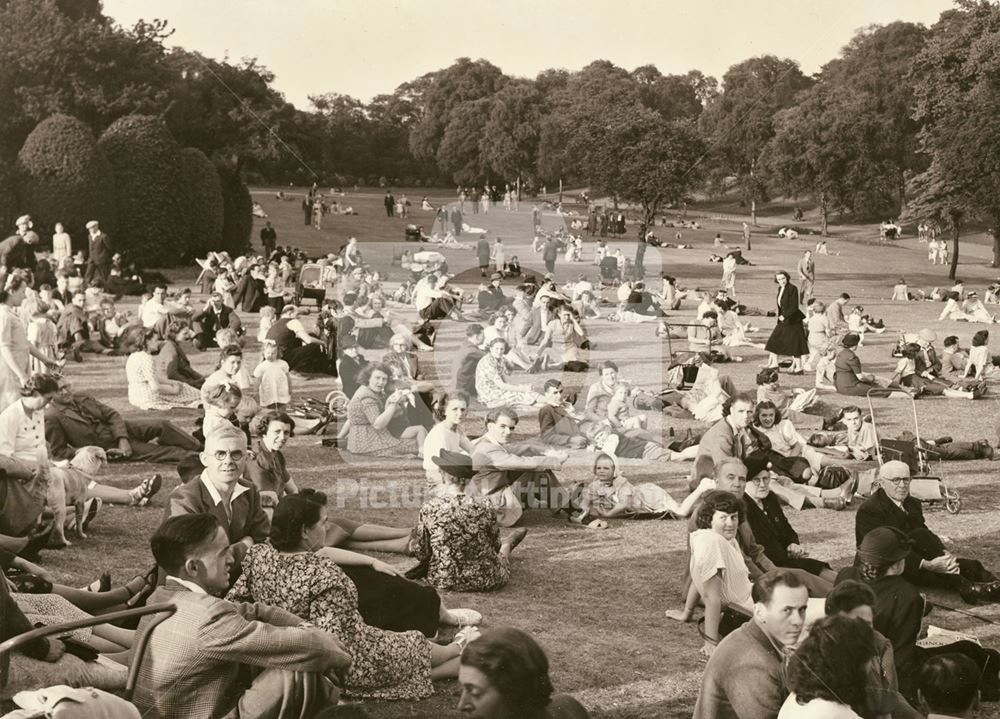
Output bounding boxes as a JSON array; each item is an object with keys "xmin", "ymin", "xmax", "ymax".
[
  {"xmin": 259, "ymin": 221, "xmax": 277, "ymax": 257},
  {"xmin": 46, "ymin": 378, "xmax": 200, "ymax": 464},
  {"xmin": 384, "ymin": 190, "xmax": 395, "ymax": 217},
  {"xmin": 0, "ymin": 215, "xmax": 36, "ymax": 272},
  {"xmin": 856, "ymin": 460, "xmax": 1000, "ymax": 603},
  {"xmin": 133, "ymin": 512, "xmax": 349, "ymax": 719},
  {"xmin": 191, "ymin": 292, "xmax": 244, "ymax": 351},
  {"xmin": 84, "ymin": 220, "xmax": 112, "ymax": 284},
  {"xmin": 452, "ymin": 324, "xmax": 485, "ymax": 397}
]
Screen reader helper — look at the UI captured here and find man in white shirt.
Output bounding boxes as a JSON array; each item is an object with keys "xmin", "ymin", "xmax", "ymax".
[{"xmin": 141, "ymin": 284, "xmax": 188, "ymax": 337}]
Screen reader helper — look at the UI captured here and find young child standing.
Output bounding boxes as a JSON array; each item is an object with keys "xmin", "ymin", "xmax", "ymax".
[
  {"xmin": 254, "ymin": 339, "xmax": 291, "ymax": 410},
  {"xmin": 27, "ymin": 308, "xmax": 60, "ymax": 374}
]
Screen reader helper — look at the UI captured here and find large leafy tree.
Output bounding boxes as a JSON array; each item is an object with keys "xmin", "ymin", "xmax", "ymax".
[
  {"xmin": 911, "ymin": 0, "xmax": 1000, "ymax": 267},
  {"xmin": 407, "ymin": 58, "xmax": 507, "ymax": 171},
  {"xmin": 0, "ymin": 0, "xmax": 172, "ymax": 159},
  {"xmin": 479, "ymin": 80, "xmax": 543, "ymax": 190},
  {"xmin": 818, "ymin": 22, "xmax": 929, "ymax": 214},
  {"xmin": 904, "ymin": 159, "xmax": 972, "ymax": 279},
  {"xmin": 700, "ymin": 56, "xmax": 813, "ymax": 224},
  {"xmin": 568, "ymin": 105, "xmax": 705, "ymax": 225}
]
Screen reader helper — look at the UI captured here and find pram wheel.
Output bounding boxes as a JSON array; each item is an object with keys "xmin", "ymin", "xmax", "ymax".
[
  {"xmin": 944, "ymin": 487, "xmax": 961, "ymax": 514},
  {"xmin": 326, "ymin": 390, "xmax": 348, "ymax": 418}
]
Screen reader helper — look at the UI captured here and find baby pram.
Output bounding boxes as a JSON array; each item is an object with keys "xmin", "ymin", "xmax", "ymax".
[
  {"xmin": 285, "ymin": 389, "xmax": 348, "ymax": 435},
  {"xmin": 864, "ymin": 390, "xmax": 961, "ymax": 514},
  {"xmin": 294, "ymin": 263, "xmax": 326, "ymax": 306}
]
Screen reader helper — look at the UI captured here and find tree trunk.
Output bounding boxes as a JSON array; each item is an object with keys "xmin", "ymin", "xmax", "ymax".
[
  {"xmin": 749, "ymin": 160, "xmax": 758, "ymax": 227},
  {"xmin": 898, "ymin": 171, "xmax": 907, "ymax": 214},
  {"xmin": 820, "ymin": 193, "xmax": 829, "ymax": 237},
  {"xmin": 993, "ymin": 219, "xmax": 1000, "ymax": 268},
  {"xmin": 950, "ymin": 223, "xmax": 960, "ymax": 281}
]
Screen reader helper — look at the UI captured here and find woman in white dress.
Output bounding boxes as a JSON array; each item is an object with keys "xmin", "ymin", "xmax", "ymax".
[
  {"xmin": 121, "ymin": 325, "xmax": 201, "ymax": 411},
  {"xmin": 51, "ymin": 223, "xmax": 72, "ymax": 266}
]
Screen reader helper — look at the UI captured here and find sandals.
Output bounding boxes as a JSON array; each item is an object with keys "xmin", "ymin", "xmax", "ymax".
[{"xmin": 130, "ymin": 474, "xmax": 163, "ymax": 506}]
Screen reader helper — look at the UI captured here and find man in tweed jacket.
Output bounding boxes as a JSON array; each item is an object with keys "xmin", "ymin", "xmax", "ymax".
[{"xmin": 132, "ymin": 513, "xmax": 351, "ymax": 719}]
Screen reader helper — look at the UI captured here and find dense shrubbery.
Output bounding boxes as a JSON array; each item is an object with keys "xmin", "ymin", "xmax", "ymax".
[
  {"xmin": 98, "ymin": 114, "xmax": 188, "ymax": 266},
  {"xmin": 180, "ymin": 147, "xmax": 224, "ymax": 259},
  {"xmin": 15, "ymin": 114, "xmax": 117, "ymax": 246},
  {"xmin": 0, "ymin": 164, "xmax": 18, "ymax": 237},
  {"xmin": 216, "ymin": 161, "xmax": 253, "ymax": 257}
]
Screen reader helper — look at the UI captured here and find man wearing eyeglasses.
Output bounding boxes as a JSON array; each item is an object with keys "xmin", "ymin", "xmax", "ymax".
[
  {"xmin": 855, "ymin": 460, "xmax": 1000, "ymax": 604},
  {"xmin": 165, "ymin": 423, "xmax": 269, "ymax": 574}
]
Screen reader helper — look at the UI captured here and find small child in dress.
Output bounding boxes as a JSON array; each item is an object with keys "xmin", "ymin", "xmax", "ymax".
[
  {"xmin": 892, "ymin": 277, "xmax": 910, "ymax": 301},
  {"xmin": 254, "ymin": 340, "xmax": 291, "ymax": 410},
  {"xmin": 606, "ymin": 382, "xmax": 645, "ymax": 432},
  {"xmin": 27, "ymin": 308, "xmax": 60, "ymax": 373},
  {"xmin": 257, "ymin": 306, "xmax": 276, "ymax": 343},
  {"xmin": 814, "ymin": 343, "xmax": 838, "ymax": 390}
]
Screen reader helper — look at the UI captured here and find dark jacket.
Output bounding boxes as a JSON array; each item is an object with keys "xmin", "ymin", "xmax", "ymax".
[
  {"xmin": 88, "ymin": 232, "xmax": 113, "ymax": 266},
  {"xmin": 856, "ymin": 488, "xmax": 936, "ymax": 575},
  {"xmin": 45, "ymin": 393, "xmax": 129, "ymax": 460},
  {"xmin": 743, "ymin": 493, "xmax": 799, "ymax": 566},
  {"xmin": 192, "ymin": 304, "xmax": 242, "ymax": 338},
  {"xmin": 164, "ymin": 474, "xmax": 270, "ymax": 546},
  {"xmin": 452, "ymin": 346, "xmax": 484, "ymax": 397},
  {"xmin": 835, "ymin": 567, "xmax": 925, "ymax": 687}
]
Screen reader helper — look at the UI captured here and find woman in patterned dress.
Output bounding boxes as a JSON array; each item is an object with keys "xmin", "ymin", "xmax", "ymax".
[
  {"xmin": 121, "ymin": 325, "xmax": 201, "ymax": 411},
  {"xmin": 410, "ymin": 446, "xmax": 527, "ymax": 591},
  {"xmin": 228, "ymin": 492, "xmax": 479, "ymax": 701},
  {"xmin": 474, "ymin": 337, "xmax": 543, "ymax": 409},
  {"xmin": 345, "ymin": 363, "xmax": 427, "ymax": 456}
]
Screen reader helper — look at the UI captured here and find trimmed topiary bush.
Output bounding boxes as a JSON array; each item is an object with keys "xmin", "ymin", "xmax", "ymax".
[
  {"xmin": 98, "ymin": 114, "xmax": 187, "ymax": 266},
  {"xmin": 215, "ymin": 160, "xmax": 252, "ymax": 257},
  {"xmin": 15, "ymin": 114, "xmax": 117, "ymax": 247},
  {"xmin": 179, "ymin": 148, "xmax": 224, "ymax": 259}
]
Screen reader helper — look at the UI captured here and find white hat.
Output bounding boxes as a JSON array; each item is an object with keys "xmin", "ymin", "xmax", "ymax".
[
  {"xmin": 15, "ymin": 215, "xmax": 30, "ymax": 226},
  {"xmin": 86, "ymin": 220, "xmax": 100, "ymax": 229}
]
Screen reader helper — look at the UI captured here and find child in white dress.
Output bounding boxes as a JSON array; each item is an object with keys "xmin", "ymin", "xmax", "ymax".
[{"xmin": 254, "ymin": 340, "xmax": 291, "ymax": 410}]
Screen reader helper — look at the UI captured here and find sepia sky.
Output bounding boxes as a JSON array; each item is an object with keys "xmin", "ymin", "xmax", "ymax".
[{"xmin": 102, "ymin": 0, "xmax": 953, "ymax": 109}]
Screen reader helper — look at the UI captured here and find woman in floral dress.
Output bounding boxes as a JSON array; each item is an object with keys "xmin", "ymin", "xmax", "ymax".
[
  {"xmin": 228, "ymin": 492, "xmax": 477, "ymax": 700},
  {"xmin": 409, "ymin": 463, "xmax": 527, "ymax": 592},
  {"xmin": 121, "ymin": 325, "xmax": 201, "ymax": 411},
  {"xmin": 474, "ymin": 337, "xmax": 543, "ymax": 409},
  {"xmin": 345, "ymin": 363, "xmax": 427, "ymax": 456}
]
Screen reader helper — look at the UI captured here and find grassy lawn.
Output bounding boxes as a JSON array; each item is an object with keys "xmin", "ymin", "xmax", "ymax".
[{"xmin": 38, "ymin": 189, "xmax": 1000, "ymax": 718}]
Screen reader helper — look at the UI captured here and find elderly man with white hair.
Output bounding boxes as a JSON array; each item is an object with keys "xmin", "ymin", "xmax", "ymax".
[{"xmin": 856, "ymin": 460, "xmax": 1000, "ymax": 604}]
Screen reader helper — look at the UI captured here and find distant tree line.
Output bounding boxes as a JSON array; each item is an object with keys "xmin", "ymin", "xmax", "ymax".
[{"xmin": 3, "ymin": 0, "xmax": 1000, "ymax": 271}]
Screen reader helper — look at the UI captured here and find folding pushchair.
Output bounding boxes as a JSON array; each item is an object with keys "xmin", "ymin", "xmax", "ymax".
[
  {"xmin": 1, "ymin": 603, "xmax": 176, "ymax": 706},
  {"xmin": 865, "ymin": 390, "xmax": 961, "ymax": 514}
]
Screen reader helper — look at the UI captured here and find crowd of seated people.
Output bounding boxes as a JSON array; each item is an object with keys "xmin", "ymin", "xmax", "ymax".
[{"xmin": 10, "ymin": 203, "xmax": 1000, "ymax": 719}]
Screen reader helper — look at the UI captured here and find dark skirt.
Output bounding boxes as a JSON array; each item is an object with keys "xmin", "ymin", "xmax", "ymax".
[
  {"xmin": 284, "ymin": 343, "xmax": 336, "ymax": 375},
  {"xmin": 765, "ymin": 320, "xmax": 808, "ymax": 356},
  {"xmin": 341, "ymin": 564, "xmax": 440, "ymax": 637}
]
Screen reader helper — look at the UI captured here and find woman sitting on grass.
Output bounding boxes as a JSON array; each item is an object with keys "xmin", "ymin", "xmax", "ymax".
[
  {"xmin": 121, "ymin": 325, "xmax": 201, "ymax": 411},
  {"xmin": 665, "ymin": 491, "xmax": 753, "ymax": 657},
  {"xmin": 346, "ymin": 363, "xmax": 427, "ymax": 457},
  {"xmin": 228, "ymin": 491, "xmax": 477, "ymax": 701},
  {"xmin": 408, "ymin": 455, "xmax": 527, "ymax": 592},
  {"xmin": 474, "ymin": 338, "xmax": 544, "ymax": 410}
]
